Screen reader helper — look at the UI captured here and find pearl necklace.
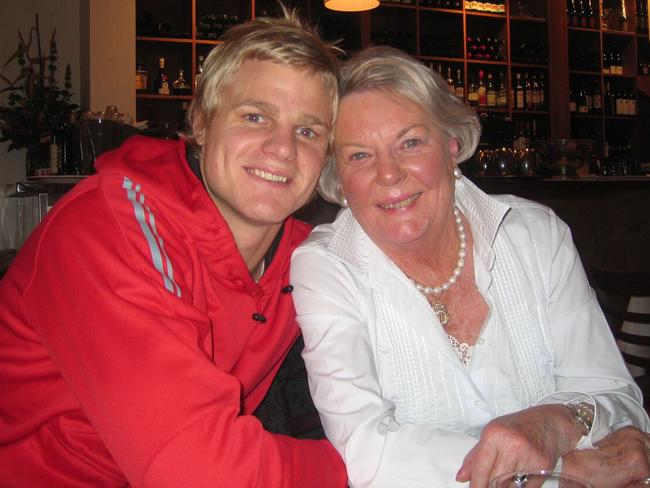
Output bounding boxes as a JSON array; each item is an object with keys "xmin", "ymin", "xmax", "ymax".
[{"xmin": 411, "ymin": 207, "xmax": 466, "ymax": 326}]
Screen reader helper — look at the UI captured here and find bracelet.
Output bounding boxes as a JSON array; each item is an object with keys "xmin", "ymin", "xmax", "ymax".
[{"xmin": 565, "ymin": 401, "xmax": 594, "ymax": 436}]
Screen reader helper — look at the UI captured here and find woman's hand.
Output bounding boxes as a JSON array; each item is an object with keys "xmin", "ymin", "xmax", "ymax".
[
  {"xmin": 562, "ymin": 426, "xmax": 650, "ymax": 488},
  {"xmin": 456, "ymin": 405, "xmax": 583, "ymax": 487}
]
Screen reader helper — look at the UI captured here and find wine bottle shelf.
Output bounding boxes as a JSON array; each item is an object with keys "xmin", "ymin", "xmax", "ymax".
[{"xmin": 134, "ymin": 0, "xmax": 650, "ymax": 165}]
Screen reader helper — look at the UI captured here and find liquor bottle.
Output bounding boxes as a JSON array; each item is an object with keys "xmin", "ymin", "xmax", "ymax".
[
  {"xmin": 172, "ymin": 69, "xmax": 192, "ymax": 96},
  {"xmin": 515, "ymin": 73, "xmax": 525, "ymax": 109},
  {"xmin": 629, "ymin": 88, "xmax": 637, "ymax": 115},
  {"xmin": 194, "ymin": 55, "xmax": 204, "ymax": 91},
  {"xmin": 497, "ymin": 72, "xmax": 508, "ymax": 108},
  {"xmin": 531, "ymin": 75, "xmax": 540, "ymax": 110},
  {"xmin": 538, "ymin": 72, "xmax": 546, "ymax": 109},
  {"xmin": 603, "ymin": 52, "xmax": 610, "ymax": 74},
  {"xmin": 136, "ymin": 62, "xmax": 149, "ymax": 93},
  {"xmin": 446, "ymin": 67, "xmax": 455, "ymax": 94},
  {"xmin": 455, "ymin": 69, "xmax": 464, "ymax": 99},
  {"xmin": 154, "ymin": 57, "xmax": 170, "ymax": 95},
  {"xmin": 477, "ymin": 70, "xmax": 487, "ymax": 107},
  {"xmin": 486, "ymin": 72, "xmax": 497, "ymax": 107}
]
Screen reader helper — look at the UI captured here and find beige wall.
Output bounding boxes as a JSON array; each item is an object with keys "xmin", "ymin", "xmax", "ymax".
[
  {"xmin": 0, "ymin": 0, "xmax": 82, "ymax": 188},
  {"xmin": 0, "ymin": 0, "xmax": 135, "ymax": 188},
  {"xmin": 82, "ymin": 0, "xmax": 135, "ymax": 118}
]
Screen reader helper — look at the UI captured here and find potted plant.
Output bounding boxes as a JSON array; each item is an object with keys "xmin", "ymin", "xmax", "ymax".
[{"xmin": 0, "ymin": 14, "xmax": 78, "ymax": 176}]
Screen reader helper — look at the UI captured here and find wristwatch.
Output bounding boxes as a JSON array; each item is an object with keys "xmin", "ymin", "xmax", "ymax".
[{"xmin": 566, "ymin": 401, "xmax": 594, "ymax": 436}]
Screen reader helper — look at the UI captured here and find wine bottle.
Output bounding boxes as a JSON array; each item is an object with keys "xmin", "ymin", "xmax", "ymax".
[
  {"xmin": 477, "ymin": 70, "xmax": 487, "ymax": 107},
  {"xmin": 486, "ymin": 72, "xmax": 497, "ymax": 107},
  {"xmin": 455, "ymin": 69, "xmax": 464, "ymax": 99},
  {"xmin": 497, "ymin": 72, "xmax": 508, "ymax": 108},
  {"xmin": 515, "ymin": 73, "xmax": 525, "ymax": 110}
]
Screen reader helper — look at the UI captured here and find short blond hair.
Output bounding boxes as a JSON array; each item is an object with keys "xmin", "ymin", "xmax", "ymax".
[
  {"xmin": 184, "ymin": 8, "xmax": 341, "ymax": 154},
  {"xmin": 318, "ymin": 46, "xmax": 481, "ymax": 205}
]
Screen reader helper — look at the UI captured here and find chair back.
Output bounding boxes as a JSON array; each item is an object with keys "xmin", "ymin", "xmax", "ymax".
[
  {"xmin": 587, "ymin": 231, "xmax": 650, "ymax": 404},
  {"xmin": 590, "ymin": 264, "xmax": 650, "ymax": 370}
]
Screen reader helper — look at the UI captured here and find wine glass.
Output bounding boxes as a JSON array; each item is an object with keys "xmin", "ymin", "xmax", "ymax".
[{"xmin": 489, "ymin": 471, "xmax": 593, "ymax": 488}]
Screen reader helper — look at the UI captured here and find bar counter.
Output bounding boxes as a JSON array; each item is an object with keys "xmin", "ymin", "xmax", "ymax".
[{"xmin": 469, "ymin": 175, "xmax": 650, "ymax": 270}]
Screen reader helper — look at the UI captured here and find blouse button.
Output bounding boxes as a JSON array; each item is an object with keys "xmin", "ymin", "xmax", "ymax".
[{"xmin": 477, "ymin": 338, "xmax": 485, "ymax": 346}]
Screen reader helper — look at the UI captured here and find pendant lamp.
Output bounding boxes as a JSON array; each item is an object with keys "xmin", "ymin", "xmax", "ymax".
[{"xmin": 324, "ymin": 0, "xmax": 380, "ymax": 12}]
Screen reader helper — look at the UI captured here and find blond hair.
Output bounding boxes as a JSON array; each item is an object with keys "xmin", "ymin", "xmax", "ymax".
[{"xmin": 184, "ymin": 7, "xmax": 341, "ymax": 154}]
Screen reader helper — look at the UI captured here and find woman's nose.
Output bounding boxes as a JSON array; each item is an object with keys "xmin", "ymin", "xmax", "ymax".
[
  {"xmin": 261, "ymin": 126, "xmax": 297, "ymax": 161},
  {"xmin": 375, "ymin": 155, "xmax": 406, "ymax": 186}
]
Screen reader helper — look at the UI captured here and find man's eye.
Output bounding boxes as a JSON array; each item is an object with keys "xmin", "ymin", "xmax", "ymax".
[
  {"xmin": 404, "ymin": 138, "xmax": 420, "ymax": 148},
  {"xmin": 245, "ymin": 113, "xmax": 265, "ymax": 123},
  {"xmin": 351, "ymin": 152, "xmax": 368, "ymax": 161},
  {"xmin": 297, "ymin": 127, "xmax": 317, "ymax": 139}
]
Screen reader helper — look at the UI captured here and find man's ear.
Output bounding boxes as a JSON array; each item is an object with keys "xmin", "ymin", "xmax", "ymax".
[{"xmin": 192, "ymin": 109, "xmax": 207, "ymax": 146}]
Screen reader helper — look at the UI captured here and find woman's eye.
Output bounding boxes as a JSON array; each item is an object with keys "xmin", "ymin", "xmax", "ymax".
[
  {"xmin": 245, "ymin": 113, "xmax": 265, "ymax": 123},
  {"xmin": 350, "ymin": 152, "xmax": 368, "ymax": 161},
  {"xmin": 297, "ymin": 127, "xmax": 317, "ymax": 139}
]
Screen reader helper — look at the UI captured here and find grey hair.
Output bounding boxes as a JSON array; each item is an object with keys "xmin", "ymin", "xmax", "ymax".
[
  {"xmin": 318, "ymin": 45, "xmax": 481, "ymax": 205},
  {"xmin": 183, "ymin": 6, "xmax": 342, "ymax": 156}
]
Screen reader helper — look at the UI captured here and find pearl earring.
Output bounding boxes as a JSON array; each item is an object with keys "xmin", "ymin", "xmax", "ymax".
[
  {"xmin": 341, "ymin": 197, "xmax": 348, "ymax": 207},
  {"xmin": 453, "ymin": 167, "xmax": 462, "ymax": 180}
]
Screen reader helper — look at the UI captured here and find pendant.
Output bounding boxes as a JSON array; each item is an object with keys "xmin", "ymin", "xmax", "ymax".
[{"xmin": 432, "ymin": 300, "xmax": 450, "ymax": 326}]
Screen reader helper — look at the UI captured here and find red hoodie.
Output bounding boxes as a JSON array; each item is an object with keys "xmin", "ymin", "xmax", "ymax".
[{"xmin": 0, "ymin": 136, "xmax": 346, "ymax": 487}]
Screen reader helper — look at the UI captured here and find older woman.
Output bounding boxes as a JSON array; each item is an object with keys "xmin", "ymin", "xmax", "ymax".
[{"xmin": 290, "ymin": 46, "xmax": 650, "ymax": 487}]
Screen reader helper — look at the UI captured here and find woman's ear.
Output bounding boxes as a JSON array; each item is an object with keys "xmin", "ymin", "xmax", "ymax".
[{"xmin": 448, "ymin": 137, "xmax": 460, "ymax": 159}]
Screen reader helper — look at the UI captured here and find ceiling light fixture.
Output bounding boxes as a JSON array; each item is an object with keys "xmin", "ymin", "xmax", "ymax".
[{"xmin": 324, "ymin": 0, "xmax": 380, "ymax": 12}]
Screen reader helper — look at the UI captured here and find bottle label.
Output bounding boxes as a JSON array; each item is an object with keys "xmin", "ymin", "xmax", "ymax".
[
  {"xmin": 136, "ymin": 73, "xmax": 148, "ymax": 91},
  {"xmin": 593, "ymin": 95, "xmax": 601, "ymax": 110},
  {"xmin": 516, "ymin": 92, "xmax": 524, "ymax": 109},
  {"xmin": 616, "ymin": 98, "xmax": 624, "ymax": 115},
  {"xmin": 159, "ymin": 81, "xmax": 170, "ymax": 96}
]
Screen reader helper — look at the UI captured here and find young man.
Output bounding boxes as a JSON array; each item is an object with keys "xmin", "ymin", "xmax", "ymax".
[{"xmin": 0, "ymin": 11, "xmax": 347, "ymax": 487}]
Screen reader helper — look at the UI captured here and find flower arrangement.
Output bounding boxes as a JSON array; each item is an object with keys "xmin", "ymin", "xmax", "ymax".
[{"xmin": 0, "ymin": 14, "xmax": 78, "ymax": 174}]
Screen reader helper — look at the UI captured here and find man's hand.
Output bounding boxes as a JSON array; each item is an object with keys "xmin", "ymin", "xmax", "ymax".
[
  {"xmin": 562, "ymin": 426, "xmax": 650, "ymax": 488},
  {"xmin": 456, "ymin": 405, "xmax": 583, "ymax": 487}
]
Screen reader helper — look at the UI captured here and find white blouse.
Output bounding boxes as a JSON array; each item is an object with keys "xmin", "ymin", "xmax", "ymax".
[{"xmin": 291, "ymin": 177, "xmax": 649, "ymax": 488}]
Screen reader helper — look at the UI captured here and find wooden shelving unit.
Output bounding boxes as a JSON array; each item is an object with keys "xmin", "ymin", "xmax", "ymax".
[{"xmin": 135, "ymin": 0, "xmax": 650, "ymax": 164}]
